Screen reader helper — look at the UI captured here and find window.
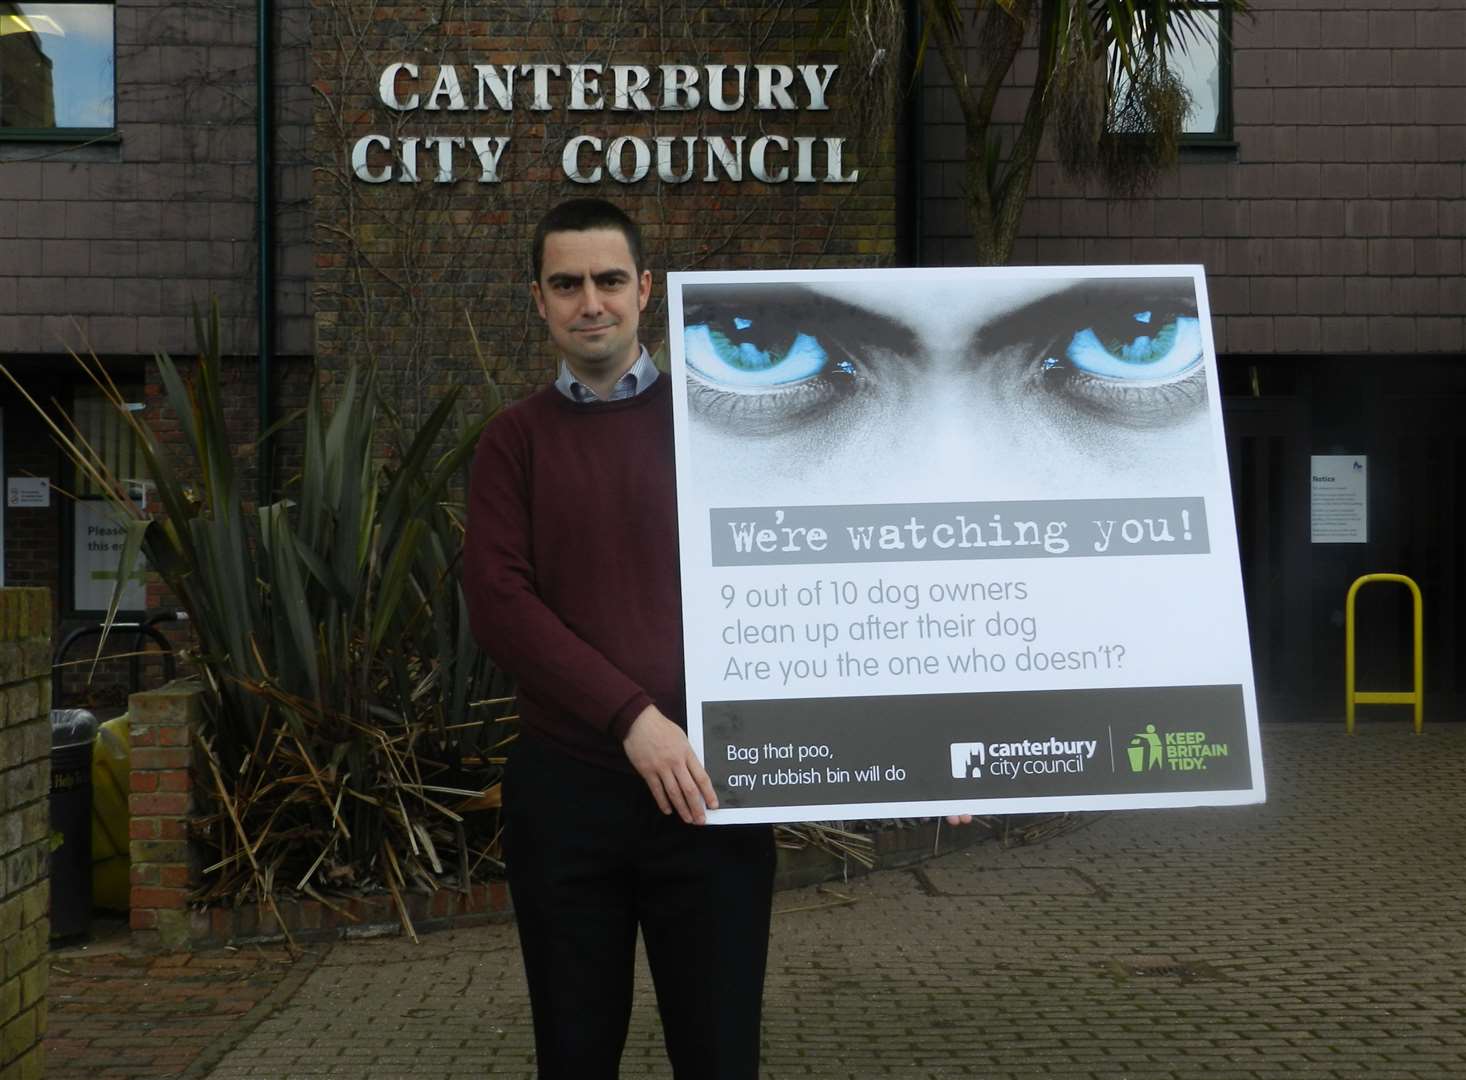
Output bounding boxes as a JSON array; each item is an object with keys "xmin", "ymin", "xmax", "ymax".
[
  {"xmin": 1171, "ymin": 2, "xmax": 1229, "ymax": 141},
  {"xmin": 0, "ymin": 2, "xmax": 115, "ymax": 139},
  {"xmin": 1109, "ymin": 2, "xmax": 1232, "ymax": 144}
]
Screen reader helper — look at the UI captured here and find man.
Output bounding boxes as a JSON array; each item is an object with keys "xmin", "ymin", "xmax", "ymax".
[{"xmin": 463, "ymin": 198, "xmax": 775, "ymax": 1079}]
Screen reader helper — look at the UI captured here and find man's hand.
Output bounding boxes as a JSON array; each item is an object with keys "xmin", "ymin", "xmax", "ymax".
[
  {"xmin": 945, "ymin": 814, "xmax": 973, "ymax": 826},
  {"xmin": 623, "ymin": 705, "xmax": 719, "ymax": 825}
]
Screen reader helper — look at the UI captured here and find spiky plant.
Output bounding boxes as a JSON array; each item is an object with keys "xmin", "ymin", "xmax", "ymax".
[{"xmin": 5, "ymin": 308, "xmax": 513, "ymax": 942}]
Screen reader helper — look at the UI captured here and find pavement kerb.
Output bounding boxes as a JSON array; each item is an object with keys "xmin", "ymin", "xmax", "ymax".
[{"xmin": 174, "ymin": 944, "xmax": 326, "ymax": 1080}]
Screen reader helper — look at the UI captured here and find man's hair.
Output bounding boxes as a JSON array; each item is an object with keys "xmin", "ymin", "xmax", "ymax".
[{"xmin": 531, "ymin": 198, "xmax": 645, "ymax": 283}]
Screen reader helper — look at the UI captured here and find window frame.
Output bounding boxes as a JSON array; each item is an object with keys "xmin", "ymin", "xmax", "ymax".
[
  {"xmin": 0, "ymin": 0, "xmax": 118, "ymax": 142},
  {"xmin": 1105, "ymin": 2, "xmax": 1235, "ymax": 148}
]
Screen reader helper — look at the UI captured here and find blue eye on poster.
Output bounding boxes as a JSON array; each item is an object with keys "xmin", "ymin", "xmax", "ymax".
[{"xmin": 667, "ymin": 265, "xmax": 1265, "ymax": 824}]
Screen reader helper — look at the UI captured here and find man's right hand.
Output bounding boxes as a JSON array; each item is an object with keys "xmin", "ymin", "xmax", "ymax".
[{"xmin": 623, "ymin": 705, "xmax": 719, "ymax": 826}]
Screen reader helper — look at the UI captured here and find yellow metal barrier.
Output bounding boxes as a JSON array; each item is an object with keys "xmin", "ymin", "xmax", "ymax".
[{"xmin": 1345, "ymin": 573, "xmax": 1423, "ymax": 735}]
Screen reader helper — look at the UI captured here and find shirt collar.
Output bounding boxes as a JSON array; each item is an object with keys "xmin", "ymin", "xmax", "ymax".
[{"xmin": 554, "ymin": 347, "xmax": 660, "ymax": 403}]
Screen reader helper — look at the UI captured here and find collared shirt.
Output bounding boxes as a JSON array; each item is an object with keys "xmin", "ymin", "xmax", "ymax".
[{"xmin": 554, "ymin": 347, "xmax": 660, "ymax": 403}]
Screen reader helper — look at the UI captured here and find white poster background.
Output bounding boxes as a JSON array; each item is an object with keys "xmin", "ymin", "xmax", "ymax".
[{"xmin": 668, "ymin": 266, "xmax": 1264, "ymax": 823}]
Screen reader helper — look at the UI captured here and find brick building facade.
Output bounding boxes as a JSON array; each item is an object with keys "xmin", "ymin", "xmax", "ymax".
[
  {"xmin": 918, "ymin": 1, "xmax": 1465, "ymax": 715},
  {"xmin": 0, "ymin": 0, "xmax": 313, "ymax": 708},
  {"xmin": 0, "ymin": 0, "xmax": 1462, "ymax": 718},
  {"xmin": 311, "ymin": 1, "xmax": 898, "ymax": 421}
]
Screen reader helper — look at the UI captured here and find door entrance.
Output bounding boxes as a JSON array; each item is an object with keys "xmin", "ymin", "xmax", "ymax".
[{"xmin": 1222, "ymin": 394, "xmax": 1311, "ymax": 721}]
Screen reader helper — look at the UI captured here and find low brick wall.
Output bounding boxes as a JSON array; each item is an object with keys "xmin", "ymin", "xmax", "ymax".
[
  {"xmin": 0, "ymin": 588, "xmax": 52, "ymax": 1080},
  {"xmin": 188, "ymin": 882, "xmax": 514, "ymax": 947},
  {"xmin": 125, "ymin": 680, "xmax": 517, "ymax": 948}
]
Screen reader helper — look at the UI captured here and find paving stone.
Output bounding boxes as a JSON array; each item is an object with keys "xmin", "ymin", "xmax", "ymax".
[{"xmin": 38, "ymin": 723, "xmax": 1466, "ymax": 1078}]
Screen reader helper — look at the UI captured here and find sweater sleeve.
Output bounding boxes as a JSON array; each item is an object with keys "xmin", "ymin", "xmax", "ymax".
[{"xmin": 463, "ymin": 412, "xmax": 654, "ymax": 740}]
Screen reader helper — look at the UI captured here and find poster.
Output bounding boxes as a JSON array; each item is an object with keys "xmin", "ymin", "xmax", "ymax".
[
  {"xmin": 1310, "ymin": 455, "xmax": 1367, "ymax": 543},
  {"xmin": 73, "ymin": 494, "xmax": 147, "ymax": 612},
  {"xmin": 668, "ymin": 266, "xmax": 1264, "ymax": 824}
]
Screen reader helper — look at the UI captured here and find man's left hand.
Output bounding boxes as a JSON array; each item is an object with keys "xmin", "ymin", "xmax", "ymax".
[{"xmin": 623, "ymin": 705, "xmax": 719, "ymax": 825}]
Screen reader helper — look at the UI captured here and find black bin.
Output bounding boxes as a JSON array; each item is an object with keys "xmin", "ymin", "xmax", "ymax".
[{"xmin": 50, "ymin": 708, "xmax": 99, "ymax": 942}]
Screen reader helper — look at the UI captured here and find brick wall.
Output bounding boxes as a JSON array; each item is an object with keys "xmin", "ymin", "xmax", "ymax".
[
  {"xmin": 1, "ymin": 0, "xmax": 317, "ymax": 616},
  {"xmin": 2, "ymin": 383, "xmax": 65, "ymax": 603},
  {"xmin": 311, "ymin": 0, "xmax": 900, "ymax": 410},
  {"xmin": 0, "ymin": 588, "xmax": 52, "ymax": 1080},
  {"xmin": 126, "ymin": 681, "xmax": 201, "ymax": 950},
  {"xmin": 918, "ymin": 0, "xmax": 1465, "ymax": 355},
  {"xmin": 0, "ymin": 0, "xmax": 314, "ymax": 359}
]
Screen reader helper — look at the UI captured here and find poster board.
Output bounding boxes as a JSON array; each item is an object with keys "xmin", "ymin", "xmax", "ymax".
[{"xmin": 667, "ymin": 266, "xmax": 1265, "ymax": 824}]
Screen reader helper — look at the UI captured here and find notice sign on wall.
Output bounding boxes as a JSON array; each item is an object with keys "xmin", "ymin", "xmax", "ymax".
[
  {"xmin": 6, "ymin": 477, "xmax": 49, "ymax": 508},
  {"xmin": 73, "ymin": 497, "xmax": 147, "ymax": 613},
  {"xmin": 668, "ymin": 266, "xmax": 1265, "ymax": 823},
  {"xmin": 1310, "ymin": 455, "xmax": 1367, "ymax": 543}
]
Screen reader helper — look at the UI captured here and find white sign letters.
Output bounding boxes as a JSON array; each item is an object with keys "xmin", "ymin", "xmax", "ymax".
[{"xmin": 351, "ymin": 59, "xmax": 854, "ymax": 187}]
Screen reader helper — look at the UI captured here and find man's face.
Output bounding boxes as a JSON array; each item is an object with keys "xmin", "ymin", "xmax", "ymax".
[{"xmin": 532, "ymin": 226, "xmax": 652, "ymax": 379}]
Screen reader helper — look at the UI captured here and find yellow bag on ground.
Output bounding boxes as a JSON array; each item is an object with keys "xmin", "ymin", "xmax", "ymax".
[{"xmin": 92, "ymin": 715, "xmax": 131, "ymax": 911}]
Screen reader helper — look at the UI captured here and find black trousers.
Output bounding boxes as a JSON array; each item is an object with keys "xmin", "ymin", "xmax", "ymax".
[{"xmin": 503, "ymin": 733, "xmax": 776, "ymax": 1080}]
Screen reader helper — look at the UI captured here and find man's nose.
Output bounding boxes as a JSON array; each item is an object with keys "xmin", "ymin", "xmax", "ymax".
[{"xmin": 580, "ymin": 283, "xmax": 606, "ymax": 314}]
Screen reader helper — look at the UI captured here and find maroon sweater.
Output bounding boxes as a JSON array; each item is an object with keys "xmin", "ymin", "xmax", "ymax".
[{"xmin": 463, "ymin": 375, "xmax": 683, "ymax": 773}]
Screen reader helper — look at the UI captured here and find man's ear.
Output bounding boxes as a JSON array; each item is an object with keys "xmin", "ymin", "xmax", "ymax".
[
  {"xmin": 637, "ymin": 269, "xmax": 652, "ymax": 312},
  {"xmin": 530, "ymin": 280, "xmax": 547, "ymax": 320}
]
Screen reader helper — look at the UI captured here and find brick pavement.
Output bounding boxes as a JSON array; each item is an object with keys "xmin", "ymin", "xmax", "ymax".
[
  {"xmin": 44, "ymin": 935, "xmax": 308, "ymax": 1080},
  {"xmin": 46, "ymin": 721, "xmax": 1466, "ymax": 1079}
]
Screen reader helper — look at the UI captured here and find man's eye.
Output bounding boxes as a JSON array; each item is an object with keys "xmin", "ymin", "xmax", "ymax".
[
  {"xmin": 685, "ymin": 317, "xmax": 845, "ymax": 387},
  {"xmin": 1053, "ymin": 309, "xmax": 1203, "ymax": 382}
]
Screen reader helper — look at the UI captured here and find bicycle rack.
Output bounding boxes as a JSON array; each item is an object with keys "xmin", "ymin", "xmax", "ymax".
[
  {"xmin": 52, "ymin": 611, "xmax": 182, "ymax": 709},
  {"xmin": 1344, "ymin": 574, "xmax": 1423, "ymax": 735}
]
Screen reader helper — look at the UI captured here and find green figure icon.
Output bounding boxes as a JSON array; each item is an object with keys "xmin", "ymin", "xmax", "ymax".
[{"xmin": 1127, "ymin": 725, "xmax": 1164, "ymax": 772}]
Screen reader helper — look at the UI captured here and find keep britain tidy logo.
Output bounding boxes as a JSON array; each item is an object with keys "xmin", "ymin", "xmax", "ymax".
[{"xmin": 1125, "ymin": 723, "xmax": 1231, "ymax": 772}]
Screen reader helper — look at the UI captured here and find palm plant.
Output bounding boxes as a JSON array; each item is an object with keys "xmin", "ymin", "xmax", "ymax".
[{"xmin": 4, "ymin": 308, "xmax": 513, "ymax": 941}]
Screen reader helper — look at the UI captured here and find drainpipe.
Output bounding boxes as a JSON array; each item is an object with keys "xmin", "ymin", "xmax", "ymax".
[
  {"xmin": 256, "ymin": 0, "xmax": 274, "ymax": 507},
  {"xmin": 904, "ymin": 0, "xmax": 925, "ymax": 267}
]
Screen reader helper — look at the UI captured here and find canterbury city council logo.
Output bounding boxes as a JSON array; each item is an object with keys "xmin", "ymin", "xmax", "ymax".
[
  {"xmin": 950, "ymin": 739, "xmax": 1096, "ymax": 780},
  {"xmin": 949, "ymin": 742, "xmax": 986, "ymax": 779}
]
